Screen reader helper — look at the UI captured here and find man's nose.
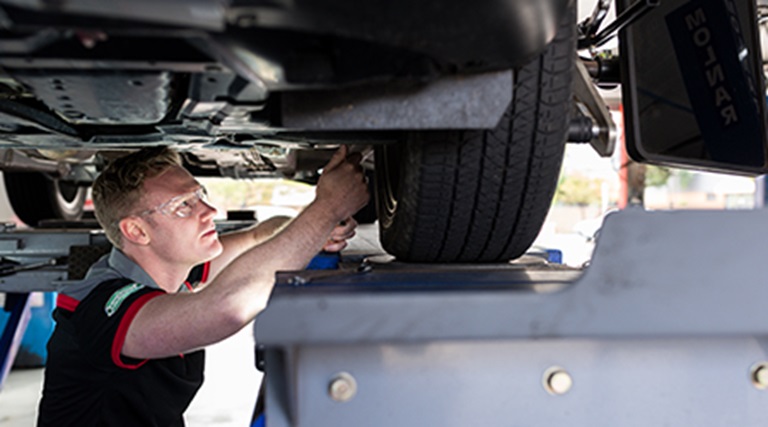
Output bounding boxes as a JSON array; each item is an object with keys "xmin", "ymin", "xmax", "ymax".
[{"xmin": 199, "ymin": 198, "xmax": 218, "ymax": 218}]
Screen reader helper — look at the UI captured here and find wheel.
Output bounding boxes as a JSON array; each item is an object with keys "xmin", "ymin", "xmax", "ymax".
[
  {"xmin": 374, "ymin": 5, "xmax": 575, "ymax": 263},
  {"xmin": 4, "ymin": 172, "xmax": 87, "ymax": 227}
]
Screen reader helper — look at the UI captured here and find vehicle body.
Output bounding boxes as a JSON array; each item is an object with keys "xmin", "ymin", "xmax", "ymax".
[
  {"xmin": 0, "ymin": 0, "xmax": 579, "ymax": 263},
  {"xmin": 0, "ymin": 0, "xmax": 765, "ymax": 263}
]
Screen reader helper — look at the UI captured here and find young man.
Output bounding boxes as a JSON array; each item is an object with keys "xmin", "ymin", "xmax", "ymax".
[{"xmin": 37, "ymin": 146, "xmax": 369, "ymax": 426}]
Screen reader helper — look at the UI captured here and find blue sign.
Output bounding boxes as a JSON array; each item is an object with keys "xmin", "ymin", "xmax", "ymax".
[{"xmin": 666, "ymin": 0, "xmax": 765, "ymax": 166}]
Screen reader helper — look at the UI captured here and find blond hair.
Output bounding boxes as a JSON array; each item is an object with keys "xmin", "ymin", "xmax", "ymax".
[{"xmin": 92, "ymin": 147, "xmax": 181, "ymax": 247}]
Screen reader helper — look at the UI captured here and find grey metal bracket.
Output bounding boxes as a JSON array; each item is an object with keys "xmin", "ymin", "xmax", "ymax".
[
  {"xmin": 256, "ymin": 208, "xmax": 768, "ymax": 426},
  {"xmin": 573, "ymin": 58, "xmax": 616, "ymax": 157},
  {"xmin": 0, "ymin": 228, "xmax": 108, "ymax": 293},
  {"xmin": 0, "ymin": 219, "xmax": 256, "ymax": 293}
]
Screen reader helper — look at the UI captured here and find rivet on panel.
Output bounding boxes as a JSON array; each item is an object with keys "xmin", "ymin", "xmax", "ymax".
[
  {"xmin": 328, "ymin": 372, "xmax": 357, "ymax": 402},
  {"xmin": 750, "ymin": 362, "xmax": 768, "ymax": 390},
  {"xmin": 543, "ymin": 366, "xmax": 573, "ymax": 395}
]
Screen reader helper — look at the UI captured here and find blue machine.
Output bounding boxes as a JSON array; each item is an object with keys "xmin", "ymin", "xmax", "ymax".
[{"xmin": 0, "ymin": 292, "xmax": 56, "ymax": 368}]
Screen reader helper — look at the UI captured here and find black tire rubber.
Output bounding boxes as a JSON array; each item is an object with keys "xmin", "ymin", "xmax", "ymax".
[
  {"xmin": 4, "ymin": 171, "xmax": 87, "ymax": 227},
  {"xmin": 375, "ymin": 4, "xmax": 575, "ymax": 263}
]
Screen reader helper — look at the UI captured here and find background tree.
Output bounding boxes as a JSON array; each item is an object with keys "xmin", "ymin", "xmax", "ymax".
[{"xmin": 555, "ymin": 174, "xmax": 602, "ymax": 217}]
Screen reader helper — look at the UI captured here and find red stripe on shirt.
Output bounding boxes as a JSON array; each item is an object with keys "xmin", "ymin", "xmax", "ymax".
[
  {"xmin": 56, "ymin": 294, "xmax": 80, "ymax": 311},
  {"xmin": 201, "ymin": 261, "xmax": 210, "ymax": 283},
  {"xmin": 111, "ymin": 291, "xmax": 164, "ymax": 370}
]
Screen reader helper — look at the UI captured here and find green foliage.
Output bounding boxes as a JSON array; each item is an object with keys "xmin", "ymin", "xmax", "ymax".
[
  {"xmin": 644, "ymin": 165, "xmax": 671, "ymax": 188},
  {"xmin": 555, "ymin": 174, "xmax": 602, "ymax": 206}
]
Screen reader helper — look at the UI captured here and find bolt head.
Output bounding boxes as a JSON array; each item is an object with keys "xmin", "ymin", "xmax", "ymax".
[
  {"xmin": 543, "ymin": 366, "xmax": 573, "ymax": 395},
  {"xmin": 751, "ymin": 363, "xmax": 768, "ymax": 390},
  {"xmin": 329, "ymin": 372, "xmax": 357, "ymax": 402}
]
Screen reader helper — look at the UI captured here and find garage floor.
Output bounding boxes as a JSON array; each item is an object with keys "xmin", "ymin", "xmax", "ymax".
[
  {"xmin": 0, "ymin": 367, "xmax": 43, "ymax": 426},
  {"xmin": 0, "ymin": 323, "xmax": 262, "ymax": 426}
]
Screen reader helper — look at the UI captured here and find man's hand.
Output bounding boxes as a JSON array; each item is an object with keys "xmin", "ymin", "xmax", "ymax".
[
  {"xmin": 314, "ymin": 145, "xmax": 370, "ymax": 222},
  {"xmin": 323, "ymin": 217, "xmax": 358, "ymax": 252}
]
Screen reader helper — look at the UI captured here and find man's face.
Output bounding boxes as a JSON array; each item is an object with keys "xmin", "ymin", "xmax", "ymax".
[{"xmin": 137, "ymin": 165, "xmax": 223, "ymax": 267}]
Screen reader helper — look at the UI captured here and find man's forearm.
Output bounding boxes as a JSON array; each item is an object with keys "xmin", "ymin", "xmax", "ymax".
[
  {"xmin": 249, "ymin": 215, "xmax": 293, "ymax": 244},
  {"xmin": 204, "ymin": 215, "xmax": 294, "ymax": 285},
  {"xmin": 201, "ymin": 201, "xmax": 341, "ymax": 321}
]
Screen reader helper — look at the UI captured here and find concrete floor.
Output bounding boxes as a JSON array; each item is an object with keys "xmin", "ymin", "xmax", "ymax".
[
  {"xmin": 0, "ymin": 367, "xmax": 43, "ymax": 426},
  {"xmin": 0, "ymin": 323, "xmax": 262, "ymax": 426}
]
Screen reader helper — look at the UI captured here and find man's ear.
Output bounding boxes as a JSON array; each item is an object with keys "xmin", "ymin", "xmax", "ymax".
[{"xmin": 119, "ymin": 217, "xmax": 151, "ymax": 246}]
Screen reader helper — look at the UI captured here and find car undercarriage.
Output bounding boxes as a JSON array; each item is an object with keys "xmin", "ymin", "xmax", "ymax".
[{"xmin": 0, "ymin": 0, "xmax": 623, "ymax": 262}]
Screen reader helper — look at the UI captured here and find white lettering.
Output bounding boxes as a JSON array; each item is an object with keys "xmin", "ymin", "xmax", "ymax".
[
  {"xmin": 685, "ymin": 7, "xmax": 739, "ymax": 128},
  {"xmin": 685, "ymin": 8, "xmax": 707, "ymax": 30},
  {"xmin": 693, "ymin": 27, "xmax": 710, "ymax": 46},
  {"xmin": 714, "ymin": 86, "xmax": 732, "ymax": 106},
  {"xmin": 706, "ymin": 64, "xmax": 724, "ymax": 86},
  {"xmin": 721, "ymin": 105, "xmax": 738, "ymax": 125}
]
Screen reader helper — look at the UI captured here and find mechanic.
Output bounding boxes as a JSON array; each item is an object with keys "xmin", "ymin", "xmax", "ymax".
[{"xmin": 36, "ymin": 145, "xmax": 369, "ymax": 426}]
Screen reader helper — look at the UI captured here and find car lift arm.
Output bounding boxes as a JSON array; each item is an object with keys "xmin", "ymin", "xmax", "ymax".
[{"xmin": 256, "ymin": 208, "xmax": 768, "ymax": 427}]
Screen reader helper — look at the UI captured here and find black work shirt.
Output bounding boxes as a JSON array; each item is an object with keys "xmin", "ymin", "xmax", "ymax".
[{"xmin": 38, "ymin": 248, "xmax": 210, "ymax": 427}]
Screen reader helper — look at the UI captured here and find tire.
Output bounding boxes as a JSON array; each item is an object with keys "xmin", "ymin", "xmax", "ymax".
[
  {"xmin": 375, "ymin": 4, "xmax": 575, "ymax": 263},
  {"xmin": 4, "ymin": 171, "xmax": 87, "ymax": 227}
]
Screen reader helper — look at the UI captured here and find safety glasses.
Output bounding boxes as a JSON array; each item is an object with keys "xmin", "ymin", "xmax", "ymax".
[{"xmin": 136, "ymin": 186, "xmax": 210, "ymax": 219}]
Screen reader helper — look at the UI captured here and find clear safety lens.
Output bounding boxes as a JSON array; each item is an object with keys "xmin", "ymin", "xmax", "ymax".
[{"xmin": 142, "ymin": 186, "xmax": 209, "ymax": 218}]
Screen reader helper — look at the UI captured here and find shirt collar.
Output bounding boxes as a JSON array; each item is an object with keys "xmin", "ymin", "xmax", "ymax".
[
  {"xmin": 84, "ymin": 247, "xmax": 162, "ymax": 290},
  {"xmin": 60, "ymin": 247, "xmax": 165, "ymax": 302}
]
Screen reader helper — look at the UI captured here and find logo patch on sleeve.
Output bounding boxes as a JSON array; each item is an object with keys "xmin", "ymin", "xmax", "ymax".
[{"xmin": 105, "ymin": 283, "xmax": 144, "ymax": 317}]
